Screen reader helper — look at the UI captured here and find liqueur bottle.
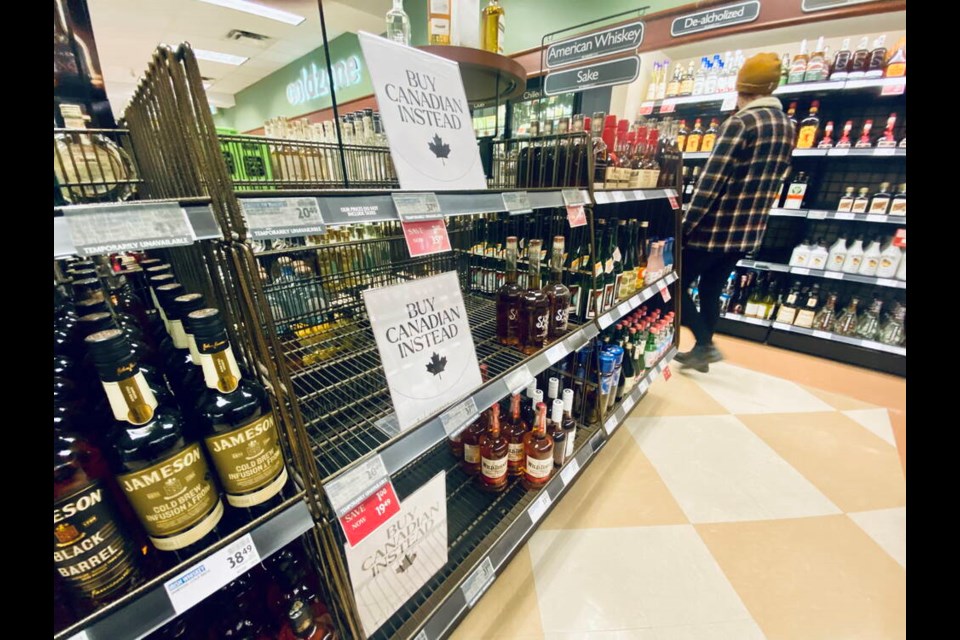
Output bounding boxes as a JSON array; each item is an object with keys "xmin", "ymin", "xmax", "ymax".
[
  {"xmin": 542, "ymin": 236, "xmax": 571, "ymax": 340},
  {"xmin": 519, "ymin": 239, "xmax": 550, "ymax": 354},
  {"xmin": 522, "ymin": 402, "xmax": 554, "ymax": 491},
  {"xmin": 496, "ymin": 236, "xmax": 523, "ymax": 346}
]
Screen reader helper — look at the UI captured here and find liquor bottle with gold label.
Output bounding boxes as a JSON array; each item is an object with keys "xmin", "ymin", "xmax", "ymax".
[
  {"xmin": 788, "ymin": 39, "xmax": 809, "ymax": 84},
  {"xmin": 496, "ymin": 236, "xmax": 523, "ymax": 346},
  {"xmin": 428, "ymin": 0, "xmax": 453, "ymax": 45},
  {"xmin": 85, "ymin": 329, "xmax": 225, "ymax": 560},
  {"xmin": 189, "ymin": 309, "xmax": 290, "ymax": 518},
  {"xmin": 685, "ymin": 118, "xmax": 703, "ymax": 153},
  {"xmin": 851, "ymin": 187, "xmax": 871, "ymax": 213},
  {"xmin": 461, "ymin": 410, "xmax": 486, "ymax": 475},
  {"xmin": 890, "ymin": 183, "xmax": 906, "ymax": 216},
  {"xmin": 665, "ymin": 64, "xmax": 682, "ymax": 98},
  {"xmin": 676, "ymin": 120, "xmax": 688, "ymax": 153},
  {"xmin": 679, "ymin": 61, "xmax": 695, "ymax": 96},
  {"xmin": 519, "ymin": 239, "xmax": 550, "ymax": 354},
  {"xmin": 885, "ymin": 36, "xmax": 906, "ymax": 78},
  {"xmin": 481, "ymin": 0, "xmax": 505, "ymax": 54},
  {"xmin": 869, "ymin": 182, "xmax": 893, "ymax": 215},
  {"xmin": 543, "ymin": 235, "xmax": 571, "ymax": 340},
  {"xmin": 796, "ymin": 101, "xmax": 821, "ymax": 149},
  {"xmin": 478, "ymin": 403, "xmax": 509, "ymax": 492},
  {"xmin": 522, "ymin": 402, "xmax": 554, "ymax": 490},
  {"xmin": 701, "ymin": 118, "xmax": 719, "ymax": 153},
  {"xmin": 837, "ymin": 187, "xmax": 856, "ymax": 212},
  {"xmin": 503, "ymin": 393, "xmax": 528, "ymax": 477}
]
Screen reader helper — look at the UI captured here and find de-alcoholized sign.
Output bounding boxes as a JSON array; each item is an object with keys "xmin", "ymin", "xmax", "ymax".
[
  {"xmin": 670, "ymin": 1, "xmax": 760, "ymax": 37},
  {"xmin": 545, "ymin": 21, "xmax": 644, "ymax": 69},
  {"xmin": 544, "ymin": 56, "xmax": 641, "ymax": 96},
  {"xmin": 358, "ymin": 32, "xmax": 486, "ymax": 191},
  {"xmin": 362, "ymin": 271, "xmax": 483, "ymax": 432}
]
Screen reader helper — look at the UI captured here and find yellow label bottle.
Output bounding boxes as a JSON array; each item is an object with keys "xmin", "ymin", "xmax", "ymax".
[
  {"xmin": 700, "ymin": 118, "xmax": 718, "ymax": 153},
  {"xmin": 481, "ymin": 0, "xmax": 505, "ymax": 54},
  {"xmin": 429, "ymin": 0, "xmax": 453, "ymax": 45}
]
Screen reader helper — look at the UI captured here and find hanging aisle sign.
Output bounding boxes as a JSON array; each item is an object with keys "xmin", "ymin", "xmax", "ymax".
[
  {"xmin": 362, "ymin": 271, "xmax": 483, "ymax": 431},
  {"xmin": 545, "ymin": 56, "xmax": 641, "ymax": 96},
  {"xmin": 670, "ymin": 1, "xmax": 761, "ymax": 37},
  {"xmin": 802, "ymin": 0, "xmax": 878, "ymax": 11},
  {"xmin": 358, "ymin": 32, "xmax": 486, "ymax": 191},
  {"xmin": 545, "ymin": 21, "xmax": 645, "ymax": 69}
]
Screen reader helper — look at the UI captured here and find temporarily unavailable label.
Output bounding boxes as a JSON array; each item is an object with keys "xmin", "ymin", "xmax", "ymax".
[
  {"xmin": 893, "ymin": 228, "xmax": 906, "ymax": 248},
  {"xmin": 64, "ymin": 202, "xmax": 195, "ymax": 256},
  {"xmin": 546, "ymin": 341, "xmax": 570, "ymax": 364},
  {"xmin": 239, "ymin": 197, "xmax": 325, "ymax": 239},
  {"xmin": 808, "ymin": 210, "xmax": 828, "ymax": 219},
  {"xmin": 545, "ymin": 20, "xmax": 645, "ymax": 69},
  {"xmin": 318, "ymin": 198, "xmax": 399, "ymax": 225},
  {"xmin": 560, "ymin": 458, "xmax": 581, "ymax": 485},
  {"xmin": 393, "ymin": 192, "xmax": 443, "ymax": 221},
  {"xmin": 502, "ymin": 191, "xmax": 533, "ymax": 214},
  {"xmin": 462, "ymin": 556, "xmax": 496, "ymax": 608},
  {"xmin": 562, "ymin": 188, "xmax": 588, "ymax": 206},
  {"xmin": 659, "ymin": 100, "xmax": 676, "ymax": 114},
  {"xmin": 721, "ymin": 94, "xmax": 738, "ymax": 111},
  {"xmin": 402, "ymin": 218, "xmax": 451, "ymax": 257},
  {"xmin": 544, "ymin": 56, "xmax": 641, "ymax": 96},
  {"xmin": 505, "ymin": 365, "xmax": 535, "ymax": 395},
  {"xmin": 638, "ymin": 102, "xmax": 655, "ymax": 115},
  {"xmin": 660, "ymin": 282, "xmax": 672, "ymax": 302},
  {"xmin": 792, "ymin": 267, "xmax": 811, "ymax": 275},
  {"xmin": 663, "ymin": 365, "xmax": 672, "ymax": 380},
  {"xmin": 528, "ymin": 492, "xmax": 553, "ymax": 524},
  {"xmin": 440, "ymin": 396, "xmax": 479, "ymax": 437},
  {"xmin": 325, "ymin": 454, "xmax": 390, "ymax": 517},
  {"xmin": 164, "ymin": 533, "xmax": 260, "ymax": 614},
  {"xmin": 339, "ymin": 481, "xmax": 401, "ymax": 547},
  {"xmin": 671, "ymin": 1, "xmax": 760, "ymax": 37},
  {"xmin": 567, "ymin": 205, "xmax": 588, "ymax": 227}
]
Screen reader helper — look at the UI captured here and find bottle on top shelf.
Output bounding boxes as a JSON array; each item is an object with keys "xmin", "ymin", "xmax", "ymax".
[
  {"xmin": 692, "ymin": 57, "xmax": 707, "ymax": 96},
  {"xmin": 885, "ymin": 36, "xmax": 906, "ymax": 77},
  {"xmin": 796, "ymin": 101, "xmax": 821, "ymax": 149},
  {"xmin": 788, "ymin": 39, "xmax": 809, "ymax": 84},
  {"xmin": 386, "ymin": 0, "xmax": 411, "ymax": 45},
  {"xmin": 830, "ymin": 38, "xmax": 853, "ymax": 81},
  {"xmin": 680, "ymin": 60, "xmax": 696, "ymax": 96},
  {"xmin": 841, "ymin": 237, "xmax": 865, "ymax": 273},
  {"xmin": 869, "ymin": 183, "xmax": 893, "ymax": 215},
  {"xmin": 428, "ymin": 0, "xmax": 452, "ymax": 45},
  {"xmin": 779, "ymin": 53, "xmax": 790, "ymax": 87},
  {"xmin": 866, "ymin": 35, "xmax": 888, "ymax": 79},
  {"xmin": 804, "ymin": 37, "xmax": 828, "ymax": 82},
  {"xmin": 481, "ymin": 0, "xmax": 506, "ymax": 54},
  {"xmin": 665, "ymin": 64, "xmax": 681, "ymax": 98},
  {"xmin": 848, "ymin": 36, "xmax": 871, "ymax": 79}
]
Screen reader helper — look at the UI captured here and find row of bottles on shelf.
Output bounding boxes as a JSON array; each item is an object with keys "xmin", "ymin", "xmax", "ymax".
[
  {"xmin": 780, "ymin": 172, "xmax": 905, "ymax": 214},
  {"xmin": 789, "ymin": 235, "xmax": 906, "ymax": 279},
  {"xmin": 789, "ymin": 103, "xmax": 904, "ymax": 150},
  {"xmin": 389, "ymin": 0, "xmax": 506, "ymax": 52},
  {"xmin": 54, "ymin": 256, "xmax": 294, "ymax": 626},
  {"xmin": 646, "ymin": 51, "xmax": 746, "ymax": 101},
  {"xmin": 676, "ymin": 118, "xmax": 719, "ymax": 154},
  {"xmin": 139, "ymin": 538, "xmax": 338, "ymax": 640}
]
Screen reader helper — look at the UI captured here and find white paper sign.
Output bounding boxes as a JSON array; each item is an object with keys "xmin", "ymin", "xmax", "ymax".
[
  {"xmin": 346, "ymin": 472, "xmax": 448, "ymax": 638},
  {"xmin": 359, "ymin": 33, "xmax": 486, "ymax": 191},
  {"xmin": 363, "ymin": 271, "xmax": 483, "ymax": 432},
  {"xmin": 164, "ymin": 533, "xmax": 261, "ymax": 614},
  {"xmin": 559, "ymin": 458, "xmax": 581, "ymax": 485},
  {"xmin": 528, "ymin": 492, "xmax": 553, "ymax": 524}
]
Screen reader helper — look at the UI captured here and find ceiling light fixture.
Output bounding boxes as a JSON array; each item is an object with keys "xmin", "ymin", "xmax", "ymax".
[
  {"xmin": 196, "ymin": 0, "xmax": 306, "ymax": 26},
  {"xmin": 194, "ymin": 48, "xmax": 249, "ymax": 65}
]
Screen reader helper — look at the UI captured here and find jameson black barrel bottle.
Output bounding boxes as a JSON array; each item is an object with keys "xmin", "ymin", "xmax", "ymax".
[
  {"xmin": 85, "ymin": 329, "xmax": 225, "ymax": 559},
  {"xmin": 189, "ymin": 308, "xmax": 290, "ymax": 515}
]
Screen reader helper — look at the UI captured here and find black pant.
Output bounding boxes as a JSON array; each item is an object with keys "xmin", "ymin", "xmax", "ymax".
[{"xmin": 680, "ymin": 248, "xmax": 744, "ymax": 347}]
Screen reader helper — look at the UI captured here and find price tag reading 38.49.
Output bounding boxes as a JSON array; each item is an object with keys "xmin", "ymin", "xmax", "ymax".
[{"xmin": 164, "ymin": 533, "xmax": 262, "ymax": 614}]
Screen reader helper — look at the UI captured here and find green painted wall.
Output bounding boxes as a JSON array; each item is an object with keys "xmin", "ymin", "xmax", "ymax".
[
  {"xmin": 213, "ymin": 32, "xmax": 372, "ymax": 132},
  {"xmin": 405, "ymin": 0, "xmax": 687, "ymax": 53}
]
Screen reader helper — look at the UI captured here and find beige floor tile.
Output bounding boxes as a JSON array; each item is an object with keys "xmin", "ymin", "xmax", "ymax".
[
  {"xmin": 697, "ymin": 516, "xmax": 906, "ymax": 640},
  {"xmin": 544, "ymin": 623, "xmax": 766, "ymax": 640},
  {"xmin": 540, "ymin": 427, "xmax": 687, "ymax": 530},
  {"xmin": 849, "ymin": 507, "xmax": 907, "ymax": 568},
  {"xmin": 450, "ymin": 546, "xmax": 545, "ymax": 640},
  {"xmin": 628, "ymin": 370, "xmax": 729, "ymax": 417},
  {"xmin": 843, "ymin": 409, "xmax": 897, "ymax": 446},
  {"xmin": 683, "ymin": 362, "xmax": 835, "ymax": 415},
  {"xmin": 738, "ymin": 412, "xmax": 905, "ymax": 513},
  {"xmin": 801, "ymin": 385, "xmax": 878, "ymax": 411}
]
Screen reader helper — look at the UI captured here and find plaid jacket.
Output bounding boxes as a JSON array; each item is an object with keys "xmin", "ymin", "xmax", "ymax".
[{"xmin": 683, "ymin": 97, "xmax": 795, "ymax": 252}]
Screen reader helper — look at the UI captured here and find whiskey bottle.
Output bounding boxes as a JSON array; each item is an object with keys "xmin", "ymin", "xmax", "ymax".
[
  {"xmin": 796, "ymin": 101, "xmax": 821, "ymax": 149},
  {"xmin": 793, "ymin": 284, "xmax": 820, "ymax": 328},
  {"xmin": 676, "ymin": 120, "xmax": 688, "ymax": 153},
  {"xmin": 869, "ymin": 182, "xmax": 893, "ymax": 215},
  {"xmin": 679, "ymin": 61, "xmax": 695, "ymax": 96},
  {"xmin": 481, "ymin": 0, "xmax": 505, "ymax": 54},
  {"xmin": 833, "ymin": 297, "xmax": 861, "ymax": 335},
  {"xmin": 85, "ymin": 329, "xmax": 224, "ymax": 558},
  {"xmin": 665, "ymin": 64, "xmax": 681, "ymax": 98},
  {"xmin": 885, "ymin": 36, "xmax": 906, "ymax": 77},
  {"xmin": 848, "ymin": 36, "xmax": 871, "ymax": 79},
  {"xmin": 685, "ymin": 118, "xmax": 703, "ymax": 153},
  {"xmin": 804, "ymin": 37, "xmax": 827, "ymax": 82},
  {"xmin": 504, "ymin": 394, "xmax": 528, "ymax": 477},
  {"xmin": 189, "ymin": 309, "xmax": 290, "ymax": 515},
  {"xmin": 427, "ymin": 0, "xmax": 452, "ymax": 45},
  {"xmin": 851, "ymin": 188, "xmax": 871, "ymax": 214},
  {"xmin": 830, "ymin": 38, "xmax": 853, "ymax": 81},
  {"xmin": 786, "ymin": 102, "xmax": 798, "ymax": 131},
  {"xmin": 519, "ymin": 239, "xmax": 550, "ymax": 354},
  {"xmin": 854, "ymin": 120, "xmax": 874, "ymax": 148},
  {"xmin": 522, "ymin": 402, "xmax": 554, "ymax": 490},
  {"xmin": 701, "ymin": 118, "xmax": 719, "ymax": 153},
  {"xmin": 496, "ymin": 236, "xmax": 523, "ymax": 346},
  {"xmin": 788, "ymin": 39, "xmax": 809, "ymax": 84},
  {"xmin": 837, "ymin": 187, "xmax": 856, "ymax": 212},
  {"xmin": 813, "ymin": 293, "xmax": 838, "ymax": 330},
  {"xmin": 775, "ymin": 281, "xmax": 803, "ymax": 324},
  {"xmin": 549, "ymin": 399, "xmax": 568, "ymax": 467},
  {"xmin": 543, "ymin": 236, "xmax": 571, "ymax": 340},
  {"xmin": 561, "ymin": 388, "xmax": 577, "ymax": 458},
  {"xmin": 478, "ymin": 403, "xmax": 509, "ymax": 492},
  {"xmin": 865, "ymin": 35, "xmax": 888, "ymax": 79},
  {"xmin": 889, "ymin": 184, "xmax": 906, "ymax": 217},
  {"xmin": 461, "ymin": 410, "xmax": 486, "ymax": 475}
]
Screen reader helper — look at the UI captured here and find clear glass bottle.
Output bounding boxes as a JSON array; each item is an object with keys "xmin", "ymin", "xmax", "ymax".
[
  {"xmin": 878, "ymin": 303, "xmax": 906, "ymax": 346},
  {"xmin": 813, "ymin": 292, "xmax": 838, "ymax": 331},
  {"xmin": 856, "ymin": 298, "xmax": 883, "ymax": 340},
  {"xmin": 833, "ymin": 297, "xmax": 861, "ymax": 336}
]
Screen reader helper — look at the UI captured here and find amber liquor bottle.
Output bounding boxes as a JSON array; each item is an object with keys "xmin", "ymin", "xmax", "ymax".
[
  {"xmin": 496, "ymin": 236, "xmax": 523, "ymax": 346},
  {"xmin": 543, "ymin": 235, "xmax": 571, "ymax": 340},
  {"xmin": 503, "ymin": 393, "xmax": 529, "ymax": 477},
  {"xmin": 549, "ymin": 399, "xmax": 568, "ymax": 467},
  {"xmin": 522, "ymin": 402, "xmax": 554, "ymax": 490},
  {"xmin": 85, "ymin": 329, "xmax": 224, "ymax": 560},
  {"xmin": 478, "ymin": 403, "xmax": 509, "ymax": 492},
  {"xmin": 461, "ymin": 410, "xmax": 487, "ymax": 475},
  {"xmin": 519, "ymin": 239, "xmax": 549, "ymax": 354}
]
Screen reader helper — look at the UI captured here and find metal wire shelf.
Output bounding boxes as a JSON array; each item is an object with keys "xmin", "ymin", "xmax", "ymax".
[
  {"xmin": 54, "ymin": 127, "xmax": 143, "ymax": 205},
  {"xmin": 488, "ymin": 132, "xmax": 591, "ymax": 189}
]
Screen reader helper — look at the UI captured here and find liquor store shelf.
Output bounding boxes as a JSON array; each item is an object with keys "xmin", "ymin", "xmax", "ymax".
[
  {"xmin": 771, "ymin": 321, "xmax": 906, "ymax": 356},
  {"xmin": 592, "ymin": 188, "xmax": 679, "ymax": 205},
  {"xmin": 683, "ymin": 148, "xmax": 905, "ymax": 160},
  {"xmin": 57, "ymin": 495, "xmax": 313, "ymax": 640},
  {"xmin": 737, "ymin": 259, "xmax": 907, "ymax": 290},
  {"xmin": 302, "ymin": 273, "xmax": 678, "ymax": 489},
  {"xmin": 768, "ymin": 208, "xmax": 907, "ymax": 224},
  {"xmin": 383, "ymin": 349, "xmax": 677, "ymax": 640},
  {"xmin": 720, "ymin": 312, "xmax": 773, "ymax": 328}
]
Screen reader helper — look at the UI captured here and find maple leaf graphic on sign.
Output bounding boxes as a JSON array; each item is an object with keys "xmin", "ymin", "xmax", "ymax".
[
  {"xmin": 428, "ymin": 133, "xmax": 450, "ymax": 165},
  {"xmin": 426, "ymin": 351, "xmax": 447, "ymax": 378}
]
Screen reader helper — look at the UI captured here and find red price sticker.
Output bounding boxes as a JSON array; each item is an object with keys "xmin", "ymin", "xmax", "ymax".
[
  {"xmin": 667, "ymin": 195, "xmax": 680, "ymax": 210},
  {"xmin": 893, "ymin": 228, "xmax": 906, "ymax": 248},
  {"xmin": 881, "ymin": 81, "xmax": 906, "ymax": 96},
  {"xmin": 339, "ymin": 481, "xmax": 400, "ymax": 547},
  {"xmin": 659, "ymin": 101, "xmax": 676, "ymax": 114},
  {"xmin": 567, "ymin": 204, "xmax": 587, "ymax": 228},
  {"xmin": 402, "ymin": 219, "xmax": 451, "ymax": 257},
  {"xmin": 663, "ymin": 365, "xmax": 672, "ymax": 380},
  {"xmin": 638, "ymin": 102, "xmax": 655, "ymax": 115},
  {"xmin": 659, "ymin": 283, "xmax": 671, "ymax": 302}
]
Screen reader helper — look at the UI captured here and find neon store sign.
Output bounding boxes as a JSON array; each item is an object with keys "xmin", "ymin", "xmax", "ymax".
[{"xmin": 286, "ymin": 55, "xmax": 363, "ymax": 106}]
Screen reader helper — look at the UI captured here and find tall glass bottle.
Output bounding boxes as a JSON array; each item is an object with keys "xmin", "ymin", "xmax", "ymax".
[
  {"xmin": 519, "ymin": 239, "xmax": 550, "ymax": 354},
  {"xmin": 543, "ymin": 235, "xmax": 571, "ymax": 340},
  {"xmin": 856, "ymin": 298, "xmax": 883, "ymax": 340},
  {"xmin": 478, "ymin": 403, "xmax": 509, "ymax": 492},
  {"xmin": 561, "ymin": 388, "xmax": 577, "ymax": 458},
  {"xmin": 619, "ymin": 221, "xmax": 637, "ymax": 301},
  {"xmin": 386, "ymin": 0, "xmax": 412, "ymax": 45},
  {"xmin": 813, "ymin": 292, "xmax": 838, "ymax": 330},
  {"xmin": 522, "ymin": 403, "xmax": 554, "ymax": 490},
  {"xmin": 549, "ymin": 399, "xmax": 568, "ymax": 467},
  {"xmin": 481, "ymin": 0, "xmax": 506, "ymax": 54},
  {"xmin": 427, "ymin": 0, "xmax": 452, "ymax": 45},
  {"xmin": 504, "ymin": 394, "xmax": 528, "ymax": 477},
  {"xmin": 496, "ymin": 236, "xmax": 523, "ymax": 346},
  {"xmin": 833, "ymin": 297, "xmax": 861, "ymax": 336}
]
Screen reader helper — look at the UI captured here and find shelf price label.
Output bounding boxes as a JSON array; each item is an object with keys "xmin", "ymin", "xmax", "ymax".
[
  {"xmin": 638, "ymin": 102, "xmax": 655, "ymax": 115},
  {"xmin": 791, "ymin": 267, "xmax": 811, "ymax": 275},
  {"xmin": 874, "ymin": 147, "xmax": 896, "ymax": 156},
  {"xmin": 612, "ymin": 190, "xmax": 627, "ymax": 203},
  {"xmin": 633, "ymin": 190, "xmax": 647, "ymax": 200},
  {"xmin": 462, "ymin": 557, "xmax": 496, "ymax": 609},
  {"xmin": 339, "ymin": 481, "xmax": 401, "ymax": 547},
  {"xmin": 401, "ymin": 218, "xmax": 451, "ymax": 257},
  {"xmin": 893, "ymin": 228, "xmax": 906, "ymax": 248},
  {"xmin": 813, "ymin": 330, "xmax": 832, "ymax": 340},
  {"xmin": 502, "ymin": 191, "xmax": 533, "ymax": 215},
  {"xmin": 567, "ymin": 205, "xmax": 588, "ymax": 228},
  {"xmin": 239, "ymin": 197, "xmax": 326, "ymax": 239},
  {"xmin": 808, "ymin": 210, "xmax": 828, "ymax": 220},
  {"xmin": 440, "ymin": 396, "xmax": 479, "ymax": 438},
  {"xmin": 824, "ymin": 271, "xmax": 843, "ymax": 279},
  {"xmin": 164, "ymin": 533, "xmax": 261, "ymax": 614},
  {"xmin": 667, "ymin": 194, "xmax": 680, "ymax": 210},
  {"xmin": 392, "ymin": 192, "xmax": 443, "ymax": 221},
  {"xmin": 64, "ymin": 202, "xmax": 197, "ymax": 256},
  {"xmin": 865, "ymin": 214, "xmax": 886, "ymax": 222},
  {"xmin": 528, "ymin": 492, "xmax": 553, "ymax": 525},
  {"xmin": 659, "ymin": 281, "xmax": 672, "ymax": 302},
  {"xmin": 659, "ymin": 100, "xmax": 677, "ymax": 114},
  {"xmin": 876, "ymin": 278, "xmax": 898, "ymax": 288},
  {"xmin": 604, "ymin": 414, "xmax": 618, "ymax": 436},
  {"xmin": 325, "ymin": 454, "xmax": 390, "ymax": 517},
  {"xmin": 562, "ymin": 188, "xmax": 588, "ymax": 207},
  {"xmin": 834, "ymin": 212, "xmax": 855, "ymax": 220},
  {"xmin": 881, "ymin": 81, "xmax": 906, "ymax": 96},
  {"xmin": 721, "ymin": 94, "xmax": 738, "ymax": 111},
  {"xmin": 546, "ymin": 341, "xmax": 570, "ymax": 365},
  {"xmin": 662, "ymin": 365, "xmax": 672, "ymax": 381},
  {"xmin": 560, "ymin": 457, "xmax": 581, "ymax": 486},
  {"xmin": 505, "ymin": 365, "xmax": 535, "ymax": 395}
]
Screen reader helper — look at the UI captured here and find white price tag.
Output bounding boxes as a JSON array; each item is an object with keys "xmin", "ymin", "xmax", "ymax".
[
  {"xmin": 502, "ymin": 191, "xmax": 533, "ymax": 214},
  {"xmin": 829, "ymin": 148, "xmax": 850, "ymax": 156},
  {"xmin": 813, "ymin": 330, "xmax": 832, "ymax": 340},
  {"xmin": 505, "ymin": 365, "xmax": 535, "ymax": 395},
  {"xmin": 622, "ymin": 395, "xmax": 636, "ymax": 413},
  {"xmin": 64, "ymin": 202, "xmax": 197, "ymax": 256},
  {"xmin": 546, "ymin": 341, "xmax": 570, "ymax": 364},
  {"xmin": 637, "ymin": 380, "xmax": 650, "ymax": 396},
  {"xmin": 239, "ymin": 197, "xmax": 326, "ymax": 239},
  {"xmin": 834, "ymin": 212, "xmax": 855, "ymax": 220},
  {"xmin": 876, "ymin": 278, "xmax": 898, "ymax": 287},
  {"xmin": 392, "ymin": 192, "xmax": 442, "ymax": 220},
  {"xmin": 865, "ymin": 214, "xmax": 886, "ymax": 222},
  {"xmin": 164, "ymin": 533, "xmax": 261, "ymax": 615},
  {"xmin": 659, "ymin": 283, "xmax": 671, "ymax": 302},
  {"xmin": 598, "ymin": 313, "xmax": 614, "ymax": 330},
  {"xmin": 874, "ymin": 147, "xmax": 896, "ymax": 156},
  {"xmin": 808, "ymin": 210, "xmax": 828, "ymax": 220},
  {"xmin": 462, "ymin": 557, "xmax": 496, "ymax": 608},
  {"xmin": 414, "ymin": 631, "xmax": 429, "ymax": 640},
  {"xmin": 528, "ymin": 492, "xmax": 553, "ymax": 524},
  {"xmin": 325, "ymin": 454, "xmax": 390, "ymax": 516},
  {"xmin": 824, "ymin": 271, "xmax": 843, "ymax": 279},
  {"xmin": 791, "ymin": 267, "xmax": 810, "ymax": 275},
  {"xmin": 594, "ymin": 191, "xmax": 610, "ymax": 204},
  {"xmin": 68, "ymin": 632, "xmax": 90, "ymax": 640},
  {"xmin": 560, "ymin": 458, "xmax": 581, "ymax": 486},
  {"xmin": 612, "ymin": 191, "xmax": 627, "ymax": 203},
  {"xmin": 440, "ymin": 397, "xmax": 479, "ymax": 438},
  {"xmin": 633, "ymin": 190, "xmax": 647, "ymax": 200},
  {"xmin": 562, "ymin": 188, "xmax": 587, "ymax": 206},
  {"xmin": 604, "ymin": 415, "xmax": 618, "ymax": 436},
  {"xmin": 720, "ymin": 94, "xmax": 738, "ymax": 111},
  {"xmin": 772, "ymin": 322, "xmax": 789, "ymax": 330},
  {"xmin": 618, "ymin": 301, "xmax": 632, "ymax": 317}
]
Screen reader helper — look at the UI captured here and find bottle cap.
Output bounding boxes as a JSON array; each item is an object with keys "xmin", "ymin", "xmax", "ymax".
[
  {"xmin": 85, "ymin": 328, "xmax": 137, "ymax": 379},
  {"xmin": 552, "ymin": 399, "xmax": 565, "ymax": 424},
  {"xmin": 77, "ymin": 312, "xmax": 116, "ymax": 336},
  {"xmin": 598, "ymin": 352, "xmax": 617, "ymax": 374},
  {"xmin": 548, "ymin": 377, "xmax": 560, "ymax": 398},
  {"xmin": 74, "ymin": 297, "xmax": 111, "ymax": 316},
  {"xmin": 176, "ymin": 294, "xmax": 207, "ymax": 333},
  {"xmin": 156, "ymin": 283, "xmax": 187, "ymax": 318},
  {"xmin": 534, "ymin": 389, "xmax": 544, "ymax": 404},
  {"xmin": 187, "ymin": 308, "xmax": 230, "ymax": 352},
  {"xmin": 526, "ymin": 379, "xmax": 538, "ymax": 398},
  {"xmin": 562, "ymin": 387, "xmax": 574, "ymax": 410}
]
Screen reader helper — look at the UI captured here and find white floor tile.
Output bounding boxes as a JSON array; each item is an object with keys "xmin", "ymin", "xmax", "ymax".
[
  {"xmin": 843, "ymin": 409, "xmax": 897, "ymax": 447},
  {"xmin": 544, "ymin": 623, "xmax": 766, "ymax": 640},
  {"xmin": 684, "ymin": 362, "xmax": 834, "ymax": 414},
  {"xmin": 627, "ymin": 415, "xmax": 841, "ymax": 523},
  {"xmin": 529, "ymin": 526, "xmax": 754, "ymax": 634},
  {"xmin": 848, "ymin": 507, "xmax": 907, "ymax": 568}
]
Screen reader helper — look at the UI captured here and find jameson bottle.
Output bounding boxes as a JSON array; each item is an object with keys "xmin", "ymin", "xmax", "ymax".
[
  {"xmin": 85, "ymin": 329, "xmax": 224, "ymax": 559},
  {"xmin": 543, "ymin": 236, "xmax": 571, "ymax": 340},
  {"xmin": 496, "ymin": 236, "xmax": 523, "ymax": 346},
  {"xmin": 519, "ymin": 239, "xmax": 550, "ymax": 355},
  {"xmin": 189, "ymin": 309, "xmax": 290, "ymax": 515},
  {"xmin": 54, "ymin": 430, "xmax": 144, "ymax": 611}
]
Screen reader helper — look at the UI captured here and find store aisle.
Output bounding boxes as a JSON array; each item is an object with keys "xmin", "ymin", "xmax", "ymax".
[{"xmin": 451, "ymin": 338, "xmax": 906, "ymax": 640}]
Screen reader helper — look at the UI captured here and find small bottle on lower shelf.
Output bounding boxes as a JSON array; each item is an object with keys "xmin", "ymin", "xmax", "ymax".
[
  {"xmin": 550, "ymin": 399, "xmax": 568, "ymax": 467},
  {"xmin": 479, "ymin": 403, "xmax": 509, "ymax": 493},
  {"xmin": 522, "ymin": 402, "xmax": 554, "ymax": 491}
]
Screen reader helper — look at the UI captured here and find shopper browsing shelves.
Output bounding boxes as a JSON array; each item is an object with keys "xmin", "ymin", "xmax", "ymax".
[{"xmin": 678, "ymin": 53, "xmax": 796, "ymax": 372}]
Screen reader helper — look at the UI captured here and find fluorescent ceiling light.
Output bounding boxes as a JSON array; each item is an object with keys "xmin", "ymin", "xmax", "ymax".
[
  {"xmin": 194, "ymin": 48, "xmax": 248, "ymax": 65},
  {"xmin": 196, "ymin": 0, "xmax": 306, "ymax": 25}
]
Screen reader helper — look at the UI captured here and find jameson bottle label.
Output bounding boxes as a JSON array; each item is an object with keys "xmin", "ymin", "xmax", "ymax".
[
  {"xmin": 118, "ymin": 444, "xmax": 223, "ymax": 551},
  {"xmin": 204, "ymin": 414, "xmax": 288, "ymax": 507},
  {"xmin": 54, "ymin": 482, "xmax": 138, "ymax": 601},
  {"xmin": 525, "ymin": 455, "xmax": 553, "ymax": 480}
]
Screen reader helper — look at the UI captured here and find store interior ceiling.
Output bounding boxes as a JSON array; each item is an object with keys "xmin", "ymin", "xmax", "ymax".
[{"xmin": 88, "ymin": 0, "xmax": 391, "ymax": 115}]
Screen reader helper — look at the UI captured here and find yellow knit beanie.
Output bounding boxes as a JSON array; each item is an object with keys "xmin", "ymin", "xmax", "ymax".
[{"xmin": 736, "ymin": 53, "xmax": 781, "ymax": 95}]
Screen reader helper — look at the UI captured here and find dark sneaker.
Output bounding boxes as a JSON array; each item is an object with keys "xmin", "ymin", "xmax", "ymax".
[
  {"xmin": 702, "ymin": 344, "xmax": 724, "ymax": 363},
  {"xmin": 679, "ymin": 350, "xmax": 710, "ymax": 373}
]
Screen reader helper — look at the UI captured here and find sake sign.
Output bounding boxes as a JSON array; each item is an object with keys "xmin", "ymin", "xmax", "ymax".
[
  {"xmin": 362, "ymin": 271, "xmax": 483, "ymax": 431},
  {"xmin": 358, "ymin": 32, "xmax": 486, "ymax": 191}
]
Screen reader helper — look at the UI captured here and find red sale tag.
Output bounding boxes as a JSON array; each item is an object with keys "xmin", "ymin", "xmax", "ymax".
[
  {"xmin": 339, "ymin": 481, "xmax": 400, "ymax": 547},
  {"xmin": 660, "ymin": 283, "xmax": 671, "ymax": 302},
  {"xmin": 881, "ymin": 81, "xmax": 905, "ymax": 96},
  {"xmin": 663, "ymin": 365, "xmax": 672, "ymax": 380},
  {"xmin": 667, "ymin": 195, "xmax": 680, "ymax": 210},
  {"xmin": 659, "ymin": 101, "xmax": 676, "ymax": 114},
  {"xmin": 893, "ymin": 228, "xmax": 906, "ymax": 247},
  {"xmin": 567, "ymin": 204, "xmax": 587, "ymax": 228},
  {"xmin": 638, "ymin": 103, "xmax": 655, "ymax": 115},
  {"xmin": 402, "ymin": 219, "xmax": 451, "ymax": 257}
]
